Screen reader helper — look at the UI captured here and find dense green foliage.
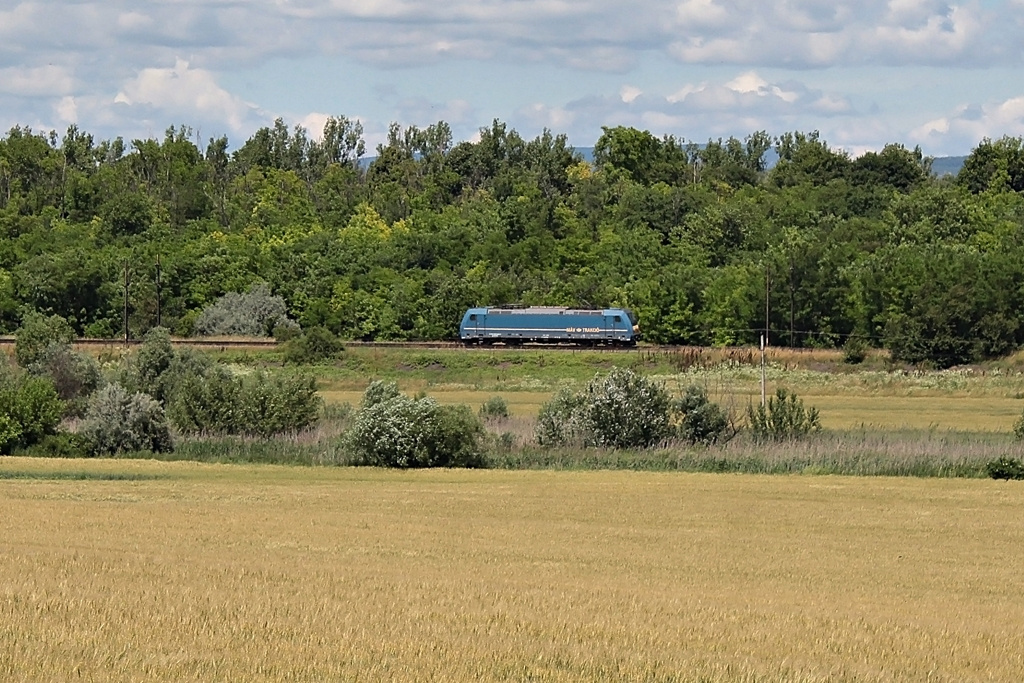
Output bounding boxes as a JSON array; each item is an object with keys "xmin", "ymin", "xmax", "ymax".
[
  {"xmin": 14, "ymin": 312, "xmax": 75, "ymax": 368},
  {"xmin": 282, "ymin": 326, "xmax": 343, "ymax": 364},
  {"xmin": 167, "ymin": 369, "xmax": 322, "ymax": 437},
  {"xmin": 985, "ymin": 457, "xmax": 1024, "ymax": 480},
  {"xmin": 4, "ymin": 119, "xmax": 1024, "ymax": 366},
  {"xmin": 1014, "ymin": 408, "xmax": 1024, "ymax": 441},
  {"xmin": 479, "ymin": 395, "xmax": 510, "ymax": 420},
  {"xmin": 676, "ymin": 385, "xmax": 732, "ymax": 445},
  {"xmin": 0, "ymin": 363, "xmax": 64, "ymax": 453},
  {"xmin": 15, "ymin": 313, "xmax": 103, "ymax": 416}
]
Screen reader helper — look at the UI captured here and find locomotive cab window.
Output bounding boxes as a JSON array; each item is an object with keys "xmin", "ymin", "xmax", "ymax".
[
  {"xmin": 614, "ymin": 316, "xmax": 622, "ymax": 323},
  {"xmin": 469, "ymin": 314, "xmax": 477, "ymax": 321}
]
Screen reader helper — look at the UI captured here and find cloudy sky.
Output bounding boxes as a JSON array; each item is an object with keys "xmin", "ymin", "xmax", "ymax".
[{"xmin": 2, "ymin": 0, "xmax": 1023, "ymax": 156}]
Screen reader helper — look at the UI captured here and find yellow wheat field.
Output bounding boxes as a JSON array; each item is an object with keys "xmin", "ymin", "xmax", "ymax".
[{"xmin": 2, "ymin": 458, "xmax": 1024, "ymax": 681}]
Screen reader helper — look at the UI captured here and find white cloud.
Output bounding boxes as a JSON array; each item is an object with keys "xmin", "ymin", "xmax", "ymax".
[
  {"xmin": 675, "ymin": 0, "xmax": 731, "ymax": 28},
  {"xmin": 392, "ymin": 97, "xmax": 475, "ymax": 127},
  {"xmin": 725, "ymin": 72, "xmax": 768, "ymax": 94},
  {"xmin": 117, "ymin": 11, "xmax": 154, "ymax": 32},
  {"xmin": 620, "ymin": 85, "xmax": 643, "ymax": 103},
  {"xmin": 0, "ymin": 66, "xmax": 74, "ymax": 96},
  {"xmin": 55, "ymin": 96, "xmax": 78, "ymax": 124},
  {"xmin": 910, "ymin": 95, "xmax": 1024, "ymax": 153},
  {"xmin": 871, "ymin": 5, "xmax": 984, "ymax": 59},
  {"xmin": 810, "ymin": 94, "xmax": 852, "ymax": 114},
  {"xmin": 665, "ymin": 71, "xmax": 839, "ymax": 113},
  {"xmin": 549, "ymin": 71, "xmax": 857, "ymax": 149},
  {"xmin": 519, "ymin": 103, "xmax": 577, "ymax": 131},
  {"xmin": 0, "ymin": 0, "xmax": 1020, "ymax": 157},
  {"xmin": 298, "ymin": 112, "xmax": 333, "ymax": 141},
  {"xmin": 1, "ymin": 1, "xmax": 1014, "ymax": 77},
  {"xmin": 114, "ymin": 59, "xmax": 258, "ymax": 133}
]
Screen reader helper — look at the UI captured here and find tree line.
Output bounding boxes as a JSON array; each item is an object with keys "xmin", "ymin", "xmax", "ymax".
[{"xmin": 3, "ymin": 117, "xmax": 1024, "ymax": 367}]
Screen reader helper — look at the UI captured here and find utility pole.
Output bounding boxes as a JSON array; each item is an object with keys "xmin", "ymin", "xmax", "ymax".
[
  {"xmin": 789, "ymin": 259, "xmax": 795, "ymax": 348},
  {"xmin": 763, "ymin": 263, "xmax": 769, "ymax": 407},
  {"xmin": 760, "ymin": 334, "xmax": 766, "ymax": 407},
  {"xmin": 123, "ymin": 260, "xmax": 130, "ymax": 347},
  {"xmin": 155, "ymin": 255, "xmax": 162, "ymax": 329},
  {"xmin": 764, "ymin": 263, "xmax": 770, "ymax": 347}
]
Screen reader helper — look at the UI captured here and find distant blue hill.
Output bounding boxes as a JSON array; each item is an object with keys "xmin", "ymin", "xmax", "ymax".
[
  {"xmin": 361, "ymin": 148, "xmax": 966, "ymax": 177},
  {"xmin": 930, "ymin": 156, "xmax": 966, "ymax": 177},
  {"xmin": 573, "ymin": 146, "xmax": 966, "ymax": 177}
]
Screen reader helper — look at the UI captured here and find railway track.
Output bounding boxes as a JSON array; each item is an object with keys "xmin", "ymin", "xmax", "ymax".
[{"xmin": 0, "ymin": 337, "xmax": 646, "ymax": 352}]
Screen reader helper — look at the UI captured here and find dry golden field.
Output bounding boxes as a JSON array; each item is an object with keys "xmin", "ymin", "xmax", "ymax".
[{"xmin": 3, "ymin": 458, "xmax": 1024, "ymax": 681}]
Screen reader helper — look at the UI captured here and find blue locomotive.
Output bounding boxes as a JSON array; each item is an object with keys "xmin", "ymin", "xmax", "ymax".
[{"xmin": 459, "ymin": 306, "xmax": 639, "ymax": 346}]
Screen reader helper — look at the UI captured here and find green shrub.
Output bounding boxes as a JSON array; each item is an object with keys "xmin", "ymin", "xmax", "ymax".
[
  {"xmin": 986, "ymin": 457, "xmax": 1024, "ymax": 480},
  {"xmin": 237, "ymin": 372, "xmax": 323, "ymax": 437},
  {"xmin": 272, "ymin": 320, "xmax": 302, "ymax": 342},
  {"xmin": 80, "ymin": 384, "xmax": 173, "ymax": 455},
  {"xmin": 120, "ymin": 327, "xmax": 175, "ymax": 400},
  {"xmin": 168, "ymin": 367, "xmax": 322, "ymax": 437},
  {"xmin": 15, "ymin": 312, "xmax": 75, "ymax": 368},
  {"xmin": 677, "ymin": 385, "xmax": 731, "ymax": 445},
  {"xmin": 479, "ymin": 396, "xmax": 510, "ymax": 420},
  {"xmin": 167, "ymin": 366, "xmax": 242, "ymax": 435},
  {"xmin": 422, "ymin": 404, "xmax": 486, "ymax": 468},
  {"xmin": 535, "ymin": 369, "xmax": 675, "ymax": 449},
  {"xmin": 17, "ymin": 433, "xmax": 92, "ymax": 458},
  {"xmin": 1013, "ymin": 410, "xmax": 1024, "ymax": 441},
  {"xmin": 747, "ymin": 388, "xmax": 821, "ymax": 441},
  {"xmin": 842, "ymin": 336, "xmax": 868, "ymax": 365},
  {"xmin": 344, "ymin": 388, "xmax": 484, "ymax": 468},
  {"xmin": 0, "ymin": 414, "xmax": 21, "ymax": 453},
  {"xmin": 29, "ymin": 343, "xmax": 102, "ymax": 415},
  {"xmin": 493, "ymin": 432, "xmax": 518, "ymax": 452},
  {"xmin": 0, "ymin": 375, "xmax": 64, "ymax": 453},
  {"xmin": 283, "ymin": 326, "xmax": 343, "ymax": 364},
  {"xmin": 119, "ymin": 328, "xmax": 220, "ymax": 406}
]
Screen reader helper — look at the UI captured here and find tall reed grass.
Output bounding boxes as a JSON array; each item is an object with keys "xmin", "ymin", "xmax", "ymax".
[{"xmin": 484, "ymin": 420, "xmax": 1023, "ymax": 478}]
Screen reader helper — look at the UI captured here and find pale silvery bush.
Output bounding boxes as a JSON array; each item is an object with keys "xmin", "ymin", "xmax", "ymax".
[
  {"xmin": 345, "ymin": 388, "xmax": 484, "ymax": 468},
  {"xmin": 584, "ymin": 368, "xmax": 673, "ymax": 448},
  {"xmin": 360, "ymin": 379, "xmax": 401, "ymax": 409},
  {"xmin": 347, "ymin": 394, "xmax": 437, "ymax": 467},
  {"xmin": 80, "ymin": 384, "xmax": 172, "ymax": 455},
  {"xmin": 536, "ymin": 368, "xmax": 674, "ymax": 449},
  {"xmin": 194, "ymin": 282, "xmax": 297, "ymax": 337},
  {"xmin": 535, "ymin": 388, "xmax": 589, "ymax": 447}
]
